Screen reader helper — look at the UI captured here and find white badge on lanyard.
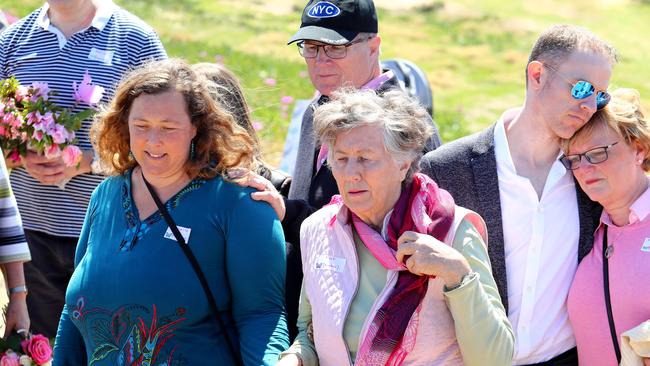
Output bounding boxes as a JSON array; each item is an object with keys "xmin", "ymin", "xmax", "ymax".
[{"xmin": 164, "ymin": 226, "xmax": 192, "ymax": 243}]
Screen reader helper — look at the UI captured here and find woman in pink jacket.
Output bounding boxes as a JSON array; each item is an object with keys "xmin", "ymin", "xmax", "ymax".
[
  {"xmin": 276, "ymin": 89, "xmax": 513, "ymax": 366},
  {"xmin": 563, "ymin": 88, "xmax": 650, "ymax": 366}
]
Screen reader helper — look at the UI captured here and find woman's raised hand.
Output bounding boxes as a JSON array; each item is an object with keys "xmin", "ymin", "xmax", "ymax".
[{"xmin": 396, "ymin": 231, "xmax": 471, "ymax": 288}]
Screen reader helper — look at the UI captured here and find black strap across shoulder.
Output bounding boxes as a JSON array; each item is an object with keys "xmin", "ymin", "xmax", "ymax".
[
  {"xmin": 602, "ymin": 226, "xmax": 621, "ymax": 363},
  {"xmin": 141, "ymin": 171, "xmax": 243, "ymax": 366}
]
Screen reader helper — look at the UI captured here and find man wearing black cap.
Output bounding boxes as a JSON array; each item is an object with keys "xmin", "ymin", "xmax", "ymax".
[
  {"xmin": 285, "ymin": 0, "xmax": 441, "ymax": 229},
  {"xmin": 239, "ymin": 0, "xmax": 440, "ymax": 342}
]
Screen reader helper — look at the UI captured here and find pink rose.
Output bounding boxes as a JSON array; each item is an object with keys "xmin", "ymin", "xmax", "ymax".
[
  {"xmin": 0, "ymin": 352, "xmax": 20, "ymax": 366},
  {"xmin": 44, "ymin": 144, "xmax": 60, "ymax": 160},
  {"xmin": 61, "ymin": 145, "xmax": 83, "ymax": 167},
  {"xmin": 21, "ymin": 334, "xmax": 52, "ymax": 365},
  {"xmin": 72, "ymin": 71, "xmax": 105, "ymax": 106}
]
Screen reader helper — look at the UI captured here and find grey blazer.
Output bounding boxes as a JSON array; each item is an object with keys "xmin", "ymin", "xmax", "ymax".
[{"xmin": 419, "ymin": 124, "xmax": 602, "ymax": 312}]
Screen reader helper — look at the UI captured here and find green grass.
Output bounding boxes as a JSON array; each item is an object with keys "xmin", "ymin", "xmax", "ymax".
[{"xmin": 3, "ymin": 0, "xmax": 650, "ymax": 165}]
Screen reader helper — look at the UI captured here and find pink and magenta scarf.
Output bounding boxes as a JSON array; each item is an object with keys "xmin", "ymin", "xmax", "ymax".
[{"xmin": 351, "ymin": 173, "xmax": 455, "ymax": 365}]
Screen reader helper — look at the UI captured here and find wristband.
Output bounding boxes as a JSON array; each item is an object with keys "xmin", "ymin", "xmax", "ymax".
[{"xmin": 9, "ymin": 285, "xmax": 28, "ymax": 295}]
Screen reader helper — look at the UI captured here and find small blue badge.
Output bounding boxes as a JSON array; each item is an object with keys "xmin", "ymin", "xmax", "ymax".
[{"xmin": 307, "ymin": 1, "xmax": 341, "ymax": 18}]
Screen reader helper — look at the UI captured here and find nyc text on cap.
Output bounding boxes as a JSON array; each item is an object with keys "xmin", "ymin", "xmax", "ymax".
[{"xmin": 288, "ymin": 0, "xmax": 378, "ymax": 45}]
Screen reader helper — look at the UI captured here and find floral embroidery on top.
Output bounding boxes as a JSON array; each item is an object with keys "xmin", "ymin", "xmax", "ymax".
[
  {"xmin": 119, "ymin": 170, "xmax": 205, "ymax": 251},
  {"xmin": 70, "ymin": 297, "xmax": 187, "ymax": 366}
]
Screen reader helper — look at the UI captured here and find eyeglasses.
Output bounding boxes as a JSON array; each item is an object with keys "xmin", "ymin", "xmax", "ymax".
[
  {"xmin": 559, "ymin": 142, "xmax": 618, "ymax": 170},
  {"xmin": 297, "ymin": 37, "xmax": 373, "ymax": 59},
  {"xmin": 543, "ymin": 63, "xmax": 611, "ymax": 110}
]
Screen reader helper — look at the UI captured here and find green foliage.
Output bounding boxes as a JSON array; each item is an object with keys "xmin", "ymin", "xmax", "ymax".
[
  {"xmin": 0, "ymin": 333, "xmax": 21, "ymax": 353},
  {"xmin": 0, "ymin": 76, "xmax": 18, "ymax": 96}
]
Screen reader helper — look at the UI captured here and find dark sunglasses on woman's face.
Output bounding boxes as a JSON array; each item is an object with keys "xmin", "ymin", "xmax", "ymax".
[
  {"xmin": 544, "ymin": 63, "xmax": 611, "ymax": 110},
  {"xmin": 559, "ymin": 142, "xmax": 619, "ymax": 170}
]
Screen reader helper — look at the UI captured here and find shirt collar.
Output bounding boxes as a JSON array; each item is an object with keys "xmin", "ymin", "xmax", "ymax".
[
  {"xmin": 494, "ymin": 107, "xmax": 570, "ymax": 187},
  {"xmin": 629, "ymin": 176, "xmax": 650, "ymax": 223},
  {"xmin": 599, "ymin": 176, "xmax": 650, "ymax": 227},
  {"xmin": 362, "ymin": 70, "xmax": 395, "ymax": 91},
  {"xmin": 493, "ymin": 107, "xmax": 523, "ymax": 175},
  {"xmin": 37, "ymin": 1, "xmax": 115, "ymax": 33}
]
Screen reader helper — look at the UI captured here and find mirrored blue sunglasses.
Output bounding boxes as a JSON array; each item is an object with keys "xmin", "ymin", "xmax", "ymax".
[{"xmin": 544, "ymin": 64, "xmax": 611, "ymax": 110}]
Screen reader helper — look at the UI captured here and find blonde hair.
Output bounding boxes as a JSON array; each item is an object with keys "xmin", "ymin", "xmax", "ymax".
[
  {"xmin": 561, "ymin": 88, "xmax": 650, "ymax": 172},
  {"xmin": 92, "ymin": 59, "xmax": 254, "ymax": 179}
]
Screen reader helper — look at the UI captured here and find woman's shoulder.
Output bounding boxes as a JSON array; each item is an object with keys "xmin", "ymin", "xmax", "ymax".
[
  {"xmin": 201, "ymin": 175, "xmax": 276, "ymax": 215},
  {"xmin": 202, "ymin": 175, "xmax": 252, "ymax": 199},
  {"xmin": 92, "ymin": 174, "xmax": 127, "ymax": 197},
  {"xmin": 301, "ymin": 197, "xmax": 345, "ymax": 233}
]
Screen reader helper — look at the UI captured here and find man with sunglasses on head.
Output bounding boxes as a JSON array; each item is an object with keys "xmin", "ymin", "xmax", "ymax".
[
  {"xmin": 239, "ymin": 0, "xmax": 441, "ymax": 341},
  {"xmin": 420, "ymin": 24, "xmax": 617, "ymax": 366}
]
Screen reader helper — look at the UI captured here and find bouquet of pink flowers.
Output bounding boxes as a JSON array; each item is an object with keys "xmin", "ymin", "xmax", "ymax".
[
  {"xmin": 0, "ymin": 71, "xmax": 104, "ymax": 167},
  {"xmin": 0, "ymin": 333, "xmax": 52, "ymax": 366}
]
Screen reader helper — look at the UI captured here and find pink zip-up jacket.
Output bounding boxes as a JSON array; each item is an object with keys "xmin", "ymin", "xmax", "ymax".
[{"xmin": 284, "ymin": 199, "xmax": 514, "ymax": 366}]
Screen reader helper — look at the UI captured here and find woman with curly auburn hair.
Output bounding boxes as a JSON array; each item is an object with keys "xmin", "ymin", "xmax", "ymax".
[
  {"xmin": 561, "ymin": 88, "xmax": 650, "ymax": 366},
  {"xmin": 53, "ymin": 59, "xmax": 289, "ymax": 366}
]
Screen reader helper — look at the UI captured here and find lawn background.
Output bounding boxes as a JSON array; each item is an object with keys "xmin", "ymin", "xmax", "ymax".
[{"xmin": 2, "ymin": 0, "xmax": 649, "ymax": 166}]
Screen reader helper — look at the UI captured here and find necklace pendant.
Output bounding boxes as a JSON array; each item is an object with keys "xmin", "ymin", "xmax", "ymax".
[{"xmin": 605, "ymin": 245, "xmax": 614, "ymax": 259}]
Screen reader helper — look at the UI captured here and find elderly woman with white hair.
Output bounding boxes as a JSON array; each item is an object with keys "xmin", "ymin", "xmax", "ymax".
[{"xmin": 277, "ymin": 89, "xmax": 513, "ymax": 366}]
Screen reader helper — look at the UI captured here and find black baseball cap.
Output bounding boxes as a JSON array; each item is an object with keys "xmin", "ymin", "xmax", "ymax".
[{"xmin": 288, "ymin": 0, "xmax": 378, "ymax": 45}]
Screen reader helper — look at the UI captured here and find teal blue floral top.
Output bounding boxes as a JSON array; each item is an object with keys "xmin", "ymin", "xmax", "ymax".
[{"xmin": 53, "ymin": 170, "xmax": 289, "ymax": 366}]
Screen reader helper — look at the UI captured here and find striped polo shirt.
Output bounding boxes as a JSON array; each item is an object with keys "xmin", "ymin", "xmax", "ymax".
[
  {"xmin": 0, "ymin": 153, "xmax": 30, "ymax": 263},
  {"xmin": 0, "ymin": 2, "xmax": 166, "ymax": 237}
]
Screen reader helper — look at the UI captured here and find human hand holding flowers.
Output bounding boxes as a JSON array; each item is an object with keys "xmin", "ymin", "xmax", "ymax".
[
  {"xmin": 2, "ymin": 293, "xmax": 29, "ymax": 339},
  {"xmin": 21, "ymin": 149, "xmax": 91, "ymax": 186},
  {"xmin": 0, "ymin": 71, "xmax": 103, "ymax": 187}
]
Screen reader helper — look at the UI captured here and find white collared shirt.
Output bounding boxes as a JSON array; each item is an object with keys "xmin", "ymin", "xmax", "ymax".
[
  {"xmin": 494, "ymin": 112, "xmax": 580, "ymax": 365},
  {"xmin": 37, "ymin": 0, "xmax": 117, "ymax": 49}
]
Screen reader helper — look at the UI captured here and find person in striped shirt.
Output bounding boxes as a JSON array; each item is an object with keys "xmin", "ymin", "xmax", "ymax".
[
  {"xmin": 0, "ymin": 151, "xmax": 31, "ymax": 337},
  {"xmin": 0, "ymin": 0, "xmax": 166, "ymax": 337}
]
